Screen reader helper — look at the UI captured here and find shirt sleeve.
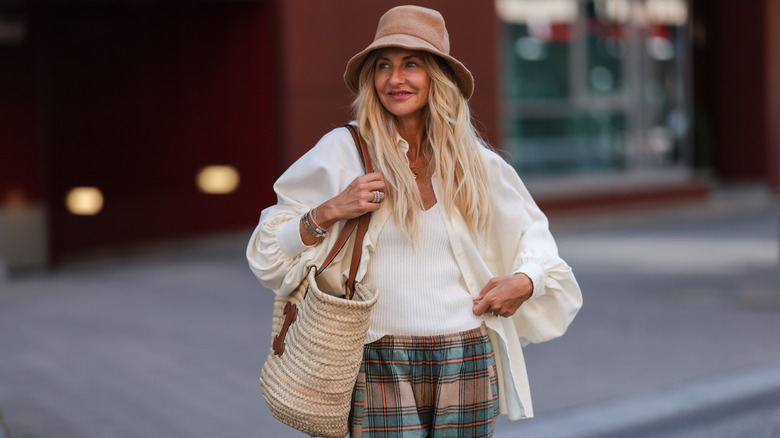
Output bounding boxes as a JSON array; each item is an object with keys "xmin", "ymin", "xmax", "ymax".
[
  {"xmin": 482, "ymin": 149, "xmax": 583, "ymax": 345},
  {"xmin": 246, "ymin": 126, "xmax": 365, "ymax": 296}
]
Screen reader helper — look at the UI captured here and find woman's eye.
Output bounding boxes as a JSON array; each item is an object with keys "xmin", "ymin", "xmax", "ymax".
[
  {"xmin": 377, "ymin": 62, "xmax": 389, "ymax": 70},
  {"xmin": 406, "ymin": 61, "xmax": 419, "ymax": 68}
]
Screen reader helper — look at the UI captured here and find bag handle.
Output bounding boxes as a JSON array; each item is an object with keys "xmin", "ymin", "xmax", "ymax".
[{"xmin": 314, "ymin": 124, "xmax": 373, "ymax": 300}]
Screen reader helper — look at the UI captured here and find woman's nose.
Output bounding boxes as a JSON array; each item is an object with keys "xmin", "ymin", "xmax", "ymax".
[{"xmin": 389, "ymin": 67, "xmax": 404, "ymax": 85}]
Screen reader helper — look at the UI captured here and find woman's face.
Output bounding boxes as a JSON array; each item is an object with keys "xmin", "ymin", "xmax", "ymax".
[{"xmin": 373, "ymin": 48, "xmax": 431, "ymax": 124}]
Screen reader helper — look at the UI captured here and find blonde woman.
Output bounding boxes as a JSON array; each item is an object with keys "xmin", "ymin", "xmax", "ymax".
[{"xmin": 248, "ymin": 6, "xmax": 582, "ymax": 437}]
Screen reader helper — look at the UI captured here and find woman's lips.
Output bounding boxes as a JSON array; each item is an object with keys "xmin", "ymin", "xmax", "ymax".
[{"xmin": 388, "ymin": 90, "xmax": 412, "ymax": 99}]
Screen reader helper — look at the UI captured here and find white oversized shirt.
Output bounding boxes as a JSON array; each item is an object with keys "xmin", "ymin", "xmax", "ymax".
[{"xmin": 246, "ymin": 125, "xmax": 583, "ymax": 420}]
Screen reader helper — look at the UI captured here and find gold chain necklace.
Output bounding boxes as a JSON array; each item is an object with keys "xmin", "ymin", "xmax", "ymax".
[
  {"xmin": 409, "ymin": 141, "xmax": 428, "ymax": 180},
  {"xmin": 410, "ymin": 163, "xmax": 427, "ymax": 179}
]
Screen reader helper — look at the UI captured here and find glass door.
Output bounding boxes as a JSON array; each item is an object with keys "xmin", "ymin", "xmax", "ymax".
[{"xmin": 498, "ymin": 0, "xmax": 691, "ymax": 180}]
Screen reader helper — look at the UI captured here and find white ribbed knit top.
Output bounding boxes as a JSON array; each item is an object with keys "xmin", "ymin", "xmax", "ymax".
[{"xmin": 363, "ymin": 203, "xmax": 484, "ymax": 343}]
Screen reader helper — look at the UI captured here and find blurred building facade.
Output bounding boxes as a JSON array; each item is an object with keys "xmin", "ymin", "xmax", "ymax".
[
  {"xmin": 0, "ymin": 0, "xmax": 777, "ymax": 270},
  {"xmin": 497, "ymin": 0, "xmax": 779, "ymax": 211}
]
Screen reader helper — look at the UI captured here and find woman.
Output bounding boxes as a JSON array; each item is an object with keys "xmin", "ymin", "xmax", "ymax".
[{"xmin": 247, "ymin": 5, "xmax": 582, "ymax": 437}]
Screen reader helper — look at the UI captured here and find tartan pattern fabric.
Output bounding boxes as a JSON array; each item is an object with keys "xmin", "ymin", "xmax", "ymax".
[{"xmin": 350, "ymin": 325, "xmax": 499, "ymax": 437}]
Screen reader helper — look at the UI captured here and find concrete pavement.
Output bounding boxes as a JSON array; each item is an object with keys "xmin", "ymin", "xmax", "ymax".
[
  {"xmin": 0, "ymin": 195, "xmax": 778, "ymax": 437},
  {"xmin": 494, "ymin": 363, "xmax": 780, "ymax": 437}
]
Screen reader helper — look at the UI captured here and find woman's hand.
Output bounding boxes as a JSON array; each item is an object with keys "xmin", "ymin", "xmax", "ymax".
[
  {"xmin": 299, "ymin": 173, "xmax": 385, "ymax": 245},
  {"xmin": 472, "ymin": 273, "xmax": 533, "ymax": 318},
  {"xmin": 316, "ymin": 172, "xmax": 385, "ymax": 226}
]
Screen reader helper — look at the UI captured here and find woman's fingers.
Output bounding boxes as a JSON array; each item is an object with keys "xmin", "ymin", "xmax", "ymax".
[
  {"xmin": 472, "ymin": 274, "xmax": 533, "ymax": 318},
  {"xmin": 318, "ymin": 173, "xmax": 386, "ymax": 224},
  {"xmin": 361, "ymin": 172, "xmax": 384, "ymax": 181},
  {"xmin": 350, "ymin": 174, "xmax": 385, "ymax": 207},
  {"xmin": 352, "ymin": 173, "xmax": 386, "ymax": 193}
]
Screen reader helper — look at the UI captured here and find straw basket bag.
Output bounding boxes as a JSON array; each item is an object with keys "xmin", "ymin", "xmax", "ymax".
[{"xmin": 260, "ymin": 125, "xmax": 379, "ymax": 438}]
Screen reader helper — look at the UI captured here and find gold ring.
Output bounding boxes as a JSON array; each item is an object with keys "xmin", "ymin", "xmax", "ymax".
[{"xmin": 492, "ymin": 312, "xmax": 498, "ymax": 318}]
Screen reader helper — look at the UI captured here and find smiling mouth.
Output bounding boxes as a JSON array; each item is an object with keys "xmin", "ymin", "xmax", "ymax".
[{"xmin": 389, "ymin": 91, "xmax": 412, "ymax": 96}]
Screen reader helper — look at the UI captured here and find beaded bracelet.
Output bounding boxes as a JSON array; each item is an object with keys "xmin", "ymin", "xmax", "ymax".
[
  {"xmin": 307, "ymin": 210, "xmax": 327, "ymax": 237},
  {"xmin": 302, "ymin": 210, "xmax": 326, "ymax": 238},
  {"xmin": 309, "ymin": 208, "xmax": 326, "ymax": 234}
]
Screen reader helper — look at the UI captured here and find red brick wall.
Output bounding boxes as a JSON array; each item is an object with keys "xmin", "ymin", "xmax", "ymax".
[
  {"xmin": 765, "ymin": 0, "xmax": 780, "ymax": 192},
  {"xmin": 40, "ymin": 2, "xmax": 279, "ymax": 262},
  {"xmin": 0, "ymin": 16, "xmax": 42, "ymax": 207},
  {"xmin": 707, "ymin": 0, "xmax": 779, "ymax": 187}
]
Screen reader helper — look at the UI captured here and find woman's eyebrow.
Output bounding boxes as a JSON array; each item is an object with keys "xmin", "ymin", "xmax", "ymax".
[{"xmin": 376, "ymin": 55, "xmax": 422, "ymax": 62}]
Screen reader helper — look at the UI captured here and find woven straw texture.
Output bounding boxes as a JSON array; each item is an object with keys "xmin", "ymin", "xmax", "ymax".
[{"xmin": 260, "ymin": 267, "xmax": 379, "ymax": 438}]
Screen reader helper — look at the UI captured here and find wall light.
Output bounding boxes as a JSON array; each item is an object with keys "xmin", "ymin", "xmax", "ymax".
[
  {"xmin": 196, "ymin": 165, "xmax": 240, "ymax": 195},
  {"xmin": 65, "ymin": 187, "xmax": 104, "ymax": 216},
  {"xmin": 646, "ymin": 0, "xmax": 688, "ymax": 26},
  {"xmin": 496, "ymin": 0, "xmax": 578, "ymax": 25}
]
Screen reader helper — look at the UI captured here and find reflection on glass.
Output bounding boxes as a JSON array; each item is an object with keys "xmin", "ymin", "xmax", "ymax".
[
  {"xmin": 587, "ymin": 0, "xmax": 625, "ymax": 95},
  {"xmin": 508, "ymin": 113, "xmax": 627, "ymax": 176},
  {"xmin": 642, "ymin": 12, "xmax": 687, "ymax": 168},
  {"xmin": 499, "ymin": 0, "xmax": 690, "ymax": 177},
  {"xmin": 500, "ymin": 0, "xmax": 576, "ymax": 100},
  {"xmin": 506, "ymin": 24, "xmax": 571, "ymax": 99}
]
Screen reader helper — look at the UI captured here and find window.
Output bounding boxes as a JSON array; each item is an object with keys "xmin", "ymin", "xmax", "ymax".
[{"xmin": 498, "ymin": 0, "xmax": 691, "ymax": 179}]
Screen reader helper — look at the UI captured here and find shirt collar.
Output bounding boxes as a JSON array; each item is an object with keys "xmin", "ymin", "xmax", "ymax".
[{"xmin": 396, "ymin": 134, "xmax": 410, "ymax": 154}]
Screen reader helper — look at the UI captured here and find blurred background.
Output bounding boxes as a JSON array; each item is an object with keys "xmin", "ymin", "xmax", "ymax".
[
  {"xmin": 0, "ymin": 0, "xmax": 777, "ymax": 268},
  {"xmin": 0, "ymin": 0, "xmax": 778, "ymax": 437}
]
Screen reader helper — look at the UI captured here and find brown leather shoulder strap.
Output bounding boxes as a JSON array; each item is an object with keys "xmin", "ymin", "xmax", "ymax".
[
  {"xmin": 347, "ymin": 212, "xmax": 370, "ymax": 299},
  {"xmin": 345, "ymin": 124, "xmax": 373, "ymax": 173},
  {"xmin": 314, "ymin": 124, "xmax": 373, "ymax": 300},
  {"xmin": 316, "ymin": 217, "xmax": 358, "ymax": 274}
]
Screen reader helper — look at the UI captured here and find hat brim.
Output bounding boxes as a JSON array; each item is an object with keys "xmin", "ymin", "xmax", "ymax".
[{"xmin": 344, "ymin": 35, "xmax": 474, "ymax": 100}]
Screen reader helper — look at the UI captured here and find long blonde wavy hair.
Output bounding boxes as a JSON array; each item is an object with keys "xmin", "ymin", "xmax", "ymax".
[{"xmin": 352, "ymin": 50, "xmax": 493, "ymax": 243}]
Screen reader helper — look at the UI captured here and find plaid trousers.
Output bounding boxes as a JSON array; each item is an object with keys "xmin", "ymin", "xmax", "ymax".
[{"xmin": 350, "ymin": 325, "xmax": 499, "ymax": 438}]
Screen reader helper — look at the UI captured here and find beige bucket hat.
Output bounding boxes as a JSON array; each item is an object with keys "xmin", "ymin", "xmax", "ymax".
[{"xmin": 343, "ymin": 5, "xmax": 474, "ymax": 99}]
